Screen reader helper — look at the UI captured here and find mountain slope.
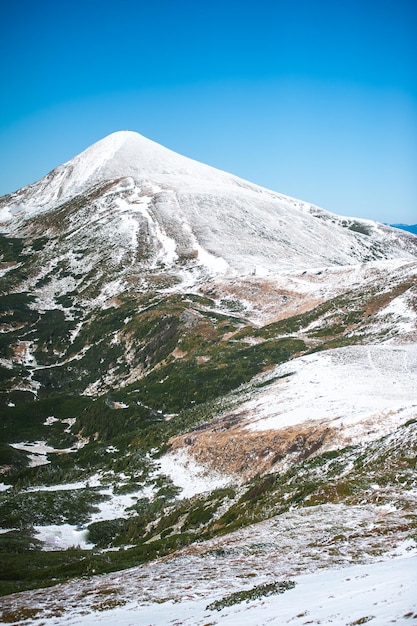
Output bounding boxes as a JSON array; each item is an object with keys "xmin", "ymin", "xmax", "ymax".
[
  {"xmin": 1, "ymin": 131, "xmax": 416, "ymax": 277},
  {"xmin": 0, "ymin": 131, "xmax": 416, "ymax": 614}
]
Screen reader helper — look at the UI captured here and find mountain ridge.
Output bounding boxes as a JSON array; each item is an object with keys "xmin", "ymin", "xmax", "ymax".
[
  {"xmin": 0, "ymin": 130, "xmax": 268, "ymax": 219},
  {"xmin": 391, "ymin": 223, "xmax": 417, "ymax": 235}
]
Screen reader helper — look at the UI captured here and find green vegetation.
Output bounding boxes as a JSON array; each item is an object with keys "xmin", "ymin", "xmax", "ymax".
[
  {"xmin": 0, "ymin": 235, "xmax": 28, "ymax": 265},
  {"xmin": 1, "ymin": 213, "xmax": 416, "ymax": 600},
  {"xmin": 127, "ymin": 336, "xmax": 306, "ymax": 413},
  {"xmin": 340, "ymin": 220, "xmax": 371, "ymax": 236},
  {"xmin": 206, "ymin": 580, "xmax": 296, "ymax": 611},
  {"xmin": 0, "ymin": 489, "xmax": 107, "ymax": 528},
  {"xmin": 1, "ymin": 224, "xmax": 412, "ymax": 407},
  {"xmin": 0, "ymin": 419, "xmax": 415, "ymax": 596}
]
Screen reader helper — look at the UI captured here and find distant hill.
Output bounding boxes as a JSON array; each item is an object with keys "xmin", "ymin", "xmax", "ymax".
[{"xmin": 391, "ymin": 223, "xmax": 417, "ymax": 235}]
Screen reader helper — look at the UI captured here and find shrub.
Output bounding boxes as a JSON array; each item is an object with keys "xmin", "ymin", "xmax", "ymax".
[{"xmin": 206, "ymin": 580, "xmax": 296, "ymax": 611}]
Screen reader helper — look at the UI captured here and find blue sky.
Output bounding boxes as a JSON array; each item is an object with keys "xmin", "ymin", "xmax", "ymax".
[{"xmin": 0, "ymin": 0, "xmax": 416, "ymax": 224}]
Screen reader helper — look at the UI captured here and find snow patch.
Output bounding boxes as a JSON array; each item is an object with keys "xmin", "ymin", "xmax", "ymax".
[
  {"xmin": 35, "ymin": 524, "xmax": 92, "ymax": 550},
  {"xmin": 43, "ymin": 416, "xmax": 58, "ymax": 425},
  {"xmin": 376, "ymin": 289, "xmax": 417, "ymax": 336},
  {"xmin": 158, "ymin": 448, "xmax": 233, "ymax": 499},
  {"xmin": 26, "ymin": 475, "xmax": 103, "ymax": 493},
  {"xmin": 244, "ymin": 344, "xmax": 417, "ymax": 445},
  {"xmin": 195, "ymin": 242, "xmax": 229, "ymax": 273},
  {"xmin": 18, "ymin": 550, "xmax": 417, "ymax": 625},
  {"xmin": 11, "ymin": 439, "xmax": 86, "ymax": 467}
]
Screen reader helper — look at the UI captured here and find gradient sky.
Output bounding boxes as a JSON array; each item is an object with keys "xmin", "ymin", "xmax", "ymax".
[{"xmin": 0, "ymin": 0, "xmax": 416, "ymax": 224}]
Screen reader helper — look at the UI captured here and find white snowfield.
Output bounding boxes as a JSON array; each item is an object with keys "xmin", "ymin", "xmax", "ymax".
[
  {"xmin": 5, "ymin": 512, "xmax": 416, "ymax": 625},
  {"xmin": 157, "ymin": 342, "xmax": 417, "ymax": 497},
  {"xmin": 245, "ymin": 343, "xmax": 417, "ymax": 439},
  {"xmin": 158, "ymin": 446, "xmax": 232, "ymax": 498}
]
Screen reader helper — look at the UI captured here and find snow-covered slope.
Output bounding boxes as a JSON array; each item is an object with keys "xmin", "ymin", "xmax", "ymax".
[
  {"xmin": 0, "ymin": 131, "xmax": 246, "ymax": 212},
  {"xmin": 1, "ymin": 131, "xmax": 416, "ymax": 275},
  {"xmin": 164, "ymin": 342, "xmax": 417, "ymax": 484},
  {"xmin": 2, "ymin": 504, "xmax": 416, "ymax": 625}
]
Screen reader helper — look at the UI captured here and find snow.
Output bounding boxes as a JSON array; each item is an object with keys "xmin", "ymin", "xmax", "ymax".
[
  {"xmin": 111, "ymin": 557, "xmax": 416, "ymax": 626},
  {"xmin": 88, "ymin": 489, "xmax": 141, "ymax": 524},
  {"xmin": 62, "ymin": 418, "xmax": 76, "ymax": 433},
  {"xmin": 26, "ymin": 474, "xmax": 102, "ymax": 492},
  {"xmin": 243, "ymin": 344, "xmax": 417, "ymax": 447},
  {"xmin": 10, "ymin": 441, "xmax": 54, "ymax": 467},
  {"xmin": 5, "ymin": 496, "xmax": 416, "ymax": 619},
  {"xmin": 10, "ymin": 439, "xmax": 87, "ymax": 467},
  {"xmin": 157, "ymin": 447, "xmax": 233, "ymax": 499},
  {"xmin": 91, "ymin": 278, "xmax": 127, "ymax": 309},
  {"xmin": 3, "ymin": 131, "xmax": 416, "ymax": 277},
  {"xmin": 43, "ymin": 416, "xmax": 59, "ymax": 425},
  {"xmin": 150, "ymin": 556, "xmax": 416, "ymax": 626},
  {"xmin": 34, "ymin": 525, "xmax": 92, "ymax": 550},
  {"xmin": 194, "ymin": 242, "xmax": 229, "ymax": 273},
  {"xmin": 375, "ymin": 288, "xmax": 417, "ymax": 336},
  {"xmin": 0, "ymin": 130, "xmax": 249, "ymax": 221},
  {"xmin": 1, "ymin": 130, "xmax": 417, "ymax": 624},
  {"xmin": 22, "ymin": 483, "xmax": 148, "ymax": 550},
  {"xmin": 23, "ymin": 471, "xmax": 157, "ymax": 548},
  {"xmin": 11, "ymin": 545, "xmax": 417, "ymax": 625},
  {"xmin": 111, "ymin": 186, "xmax": 229, "ymax": 274}
]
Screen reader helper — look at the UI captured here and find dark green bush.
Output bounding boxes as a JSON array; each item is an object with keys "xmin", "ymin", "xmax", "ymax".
[{"xmin": 206, "ymin": 580, "xmax": 296, "ymax": 611}]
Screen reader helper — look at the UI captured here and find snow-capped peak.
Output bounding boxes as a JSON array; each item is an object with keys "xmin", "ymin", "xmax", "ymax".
[
  {"xmin": 1, "ymin": 130, "xmax": 260, "ymax": 220},
  {"xmin": 67, "ymin": 130, "xmax": 198, "ymax": 186},
  {"xmin": 1, "ymin": 130, "xmax": 416, "ymax": 274},
  {"xmin": 90, "ymin": 130, "xmax": 235, "ymax": 186}
]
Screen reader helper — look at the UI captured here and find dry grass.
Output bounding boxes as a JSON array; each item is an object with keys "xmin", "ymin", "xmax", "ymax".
[{"xmin": 168, "ymin": 416, "xmax": 332, "ymax": 480}]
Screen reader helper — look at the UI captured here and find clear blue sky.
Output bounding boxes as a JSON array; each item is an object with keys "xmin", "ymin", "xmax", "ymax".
[{"xmin": 0, "ymin": 0, "xmax": 416, "ymax": 224}]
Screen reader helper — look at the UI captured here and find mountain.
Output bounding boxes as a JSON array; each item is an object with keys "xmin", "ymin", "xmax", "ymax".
[
  {"xmin": 0, "ymin": 131, "xmax": 416, "ymax": 622},
  {"xmin": 2, "ymin": 131, "xmax": 416, "ymax": 276},
  {"xmin": 391, "ymin": 223, "xmax": 417, "ymax": 235}
]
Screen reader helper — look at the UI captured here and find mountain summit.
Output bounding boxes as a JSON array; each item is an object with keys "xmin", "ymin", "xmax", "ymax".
[{"xmin": 0, "ymin": 130, "xmax": 252, "ymax": 217}]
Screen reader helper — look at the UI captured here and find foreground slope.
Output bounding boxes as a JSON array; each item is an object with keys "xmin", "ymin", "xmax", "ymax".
[{"xmin": 0, "ymin": 131, "xmax": 416, "ymax": 618}]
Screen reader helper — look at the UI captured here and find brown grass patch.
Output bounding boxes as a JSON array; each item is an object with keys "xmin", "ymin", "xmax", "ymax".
[{"xmin": 168, "ymin": 414, "xmax": 332, "ymax": 480}]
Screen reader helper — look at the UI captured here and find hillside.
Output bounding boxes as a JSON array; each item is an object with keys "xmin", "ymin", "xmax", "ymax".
[{"xmin": 0, "ymin": 131, "xmax": 416, "ymax": 623}]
